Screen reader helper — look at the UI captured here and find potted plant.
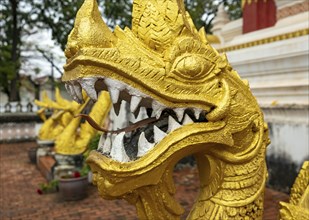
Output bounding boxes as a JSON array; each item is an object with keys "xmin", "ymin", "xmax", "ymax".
[
  {"xmin": 57, "ymin": 134, "xmax": 101, "ymax": 201},
  {"xmin": 37, "ymin": 179, "xmax": 59, "ymax": 195},
  {"xmin": 83, "ymin": 134, "xmax": 101, "ymax": 183},
  {"xmin": 58, "ymin": 165, "xmax": 89, "ymax": 201}
]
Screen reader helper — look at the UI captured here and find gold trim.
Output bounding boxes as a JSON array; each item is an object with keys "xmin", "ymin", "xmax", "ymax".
[{"xmin": 218, "ymin": 29, "xmax": 309, "ymax": 53}]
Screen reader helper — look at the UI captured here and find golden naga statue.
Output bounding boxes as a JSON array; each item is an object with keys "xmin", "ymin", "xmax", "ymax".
[
  {"xmin": 35, "ymin": 88, "xmax": 111, "ymax": 155},
  {"xmin": 280, "ymin": 161, "xmax": 309, "ymax": 220},
  {"xmin": 55, "ymin": 91, "xmax": 111, "ymax": 155},
  {"xmin": 35, "ymin": 88, "xmax": 83, "ymax": 141},
  {"xmin": 62, "ymin": 0, "xmax": 270, "ymax": 219}
]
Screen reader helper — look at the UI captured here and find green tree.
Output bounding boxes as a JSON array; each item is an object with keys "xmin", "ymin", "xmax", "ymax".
[
  {"xmin": 0, "ymin": 0, "xmax": 89, "ymax": 100},
  {"xmin": 35, "ymin": 0, "xmax": 240, "ymax": 50},
  {"xmin": 0, "ymin": 0, "xmax": 240, "ymax": 101},
  {"xmin": 100, "ymin": 0, "xmax": 132, "ymax": 31},
  {"xmin": 185, "ymin": 0, "xmax": 242, "ymax": 33},
  {"xmin": 0, "ymin": 0, "xmax": 23, "ymax": 101},
  {"xmin": 32, "ymin": 1, "xmax": 85, "ymax": 51},
  {"xmin": 33, "ymin": 0, "xmax": 132, "ymax": 51},
  {"xmin": 0, "ymin": 0, "xmax": 132, "ymax": 101}
]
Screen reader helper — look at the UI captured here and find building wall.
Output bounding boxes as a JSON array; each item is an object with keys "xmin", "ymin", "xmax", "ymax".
[
  {"xmin": 226, "ymin": 34, "xmax": 309, "ymax": 166},
  {"xmin": 213, "ymin": 4, "xmax": 309, "ymax": 167}
]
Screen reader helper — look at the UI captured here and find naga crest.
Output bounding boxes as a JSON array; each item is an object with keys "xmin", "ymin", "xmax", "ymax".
[{"xmin": 62, "ymin": 0, "xmax": 270, "ymax": 219}]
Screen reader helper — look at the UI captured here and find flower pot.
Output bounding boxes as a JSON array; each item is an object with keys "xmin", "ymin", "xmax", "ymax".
[
  {"xmin": 59, "ymin": 176, "xmax": 88, "ymax": 201},
  {"xmin": 28, "ymin": 147, "xmax": 38, "ymax": 164}
]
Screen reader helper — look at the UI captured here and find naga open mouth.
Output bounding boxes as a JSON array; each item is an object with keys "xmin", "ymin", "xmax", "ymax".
[{"xmin": 65, "ymin": 77, "xmax": 208, "ymax": 163}]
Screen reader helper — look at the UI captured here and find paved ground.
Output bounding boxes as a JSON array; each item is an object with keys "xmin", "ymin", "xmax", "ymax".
[{"xmin": 0, "ymin": 142, "xmax": 289, "ymax": 220}]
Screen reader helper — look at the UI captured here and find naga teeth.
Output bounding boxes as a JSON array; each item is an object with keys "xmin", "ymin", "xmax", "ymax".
[
  {"xmin": 137, "ymin": 132, "xmax": 154, "ymax": 157},
  {"xmin": 152, "ymin": 101, "xmax": 164, "ymax": 119},
  {"xmin": 79, "ymin": 78, "xmax": 98, "ymax": 101},
  {"xmin": 65, "ymin": 83, "xmax": 72, "ymax": 97},
  {"xmin": 73, "ymin": 77, "xmax": 209, "ymax": 163},
  {"xmin": 72, "ymin": 82, "xmax": 83, "ymax": 103},
  {"xmin": 135, "ymin": 107, "xmax": 148, "ymax": 122},
  {"xmin": 65, "ymin": 83, "xmax": 79, "ymax": 103},
  {"xmin": 110, "ymin": 101, "xmax": 129, "ymax": 130},
  {"xmin": 129, "ymin": 112, "xmax": 137, "ymax": 124},
  {"xmin": 182, "ymin": 114, "xmax": 194, "ymax": 125},
  {"xmin": 105, "ymin": 78, "xmax": 126, "ymax": 91},
  {"xmin": 193, "ymin": 108, "xmax": 202, "ymax": 120},
  {"xmin": 102, "ymin": 135, "xmax": 112, "ymax": 154},
  {"xmin": 108, "ymin": 88, "xmax": 120, "ymax": 104},
  {"xmin": 174, "ymin": 108, "xmax": 185, "ymax": 122},
  {"xmin": 167, "ymin": 116, "xmax": 182, "ymax": 133},
  {"xmin": 154, "ymin": 125, "xmax": 167, "ymax": 143},
  {"xmin": 98, "ymin": 135, "xmax": 104, "ymax": 151},
  {"xmin": 130, "ymin": 96, "xmax": 142, "ymax": 113},
  {"xmin": 110, "ymin": 132, "xmax": 130, "ymax": 163},
  {"xmin": 117, "ymin": 101, "xmax": 129, "ymax": 129}
]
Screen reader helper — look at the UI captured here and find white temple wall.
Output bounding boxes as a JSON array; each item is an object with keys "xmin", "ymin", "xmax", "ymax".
[
  {"xmin": 225, "ymin": 31, "xmax": 309, "ymax": 166},
  {"xmin": 227, "ymin": 35, "xmax": 309, "ymax": 106},
  {"xmin": 267, "ymin": 122, "xmax": 309, "ymax": 163}
]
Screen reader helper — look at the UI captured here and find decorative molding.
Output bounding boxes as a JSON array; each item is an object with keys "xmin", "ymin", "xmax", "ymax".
[
  {"xmin": 262, "ymin": 105, "xmax": 309, "ymax": 125},
  {"xmin": 218, "ymin": 28, "xmax": 309, "ymax": 53},
  {"xmin": 277, "ymin": 1, "xmax": 309, "ymax": 20}
]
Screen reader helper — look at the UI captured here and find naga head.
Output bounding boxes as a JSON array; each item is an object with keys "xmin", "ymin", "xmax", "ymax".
[
  {"xmin": 35, "ymin": 88, "xmax": 89, "ymax": 141},
  {"xmin": 63, "ymin": 0, "xmax": 269, "ymax": 219}
]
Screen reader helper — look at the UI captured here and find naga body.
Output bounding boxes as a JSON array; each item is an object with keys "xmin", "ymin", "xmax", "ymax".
[{"xmin": 62, "ymin": 0, "xmax": 269, "ymax": 219}]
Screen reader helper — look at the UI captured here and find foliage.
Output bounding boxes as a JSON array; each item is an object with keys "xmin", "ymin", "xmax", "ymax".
[
  {"xmin": 32, "ymin": 1, "xmax": 84, "ymax": 51},
  {"xmin": 37, "ymin": 179, "xmax": 59, "ymax": 194},
  {"xmin": 88, "ymin": 133, "xmax": 101, "ymax": 151},
  {"xmin": 32, "ymin": 1, "xmax": 132, "ymax": 50},
  {"xmin": 185, "ymin": 0, "xmax": 242, "ymax": 33},
  {"xmin": 101, "ymin": 0, "xmax": 132, "ymax": 30},
  {"xmin": 223, "ymin": 0, "xmax": 242, "ymax": 22},
  {"xmin": 80, "ymin": 133, "xmax": 101, "ymax": 174},
  {"xmin": 1, "ymin": 0, "xmax": 241, "ymax": 101},
  {"xmin": 0, "ymin": 45, "xmax": 16, "ymax": 95},
  {"xmin": 0, "ymin": 0, "xmax": 22, "ymax": 100},
  {"xmin": 80, "ymin": 164, "xmax": 91, "ymax": 177}
]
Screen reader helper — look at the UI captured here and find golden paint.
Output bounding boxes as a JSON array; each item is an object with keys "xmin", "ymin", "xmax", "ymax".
[
  {"xmin": 279, "ymin": 161, "xmax": 309, "ymax": 220},
  {"xmin": 62, "ymin": 0, "xmax": 270, "ymax": 219},
  {"xmin": 35, "ymin": 88, "xmax": 83, "ymax": 141},
  {"xmin": 35, "ymin": 87, "xmax": 111, "ymax": 155},
  {"xmin": 55, "ymin": 91, "xmax": 111, "ymax": 155},
  {"xmin": 218, "ymin": 29, "xmax": 309, "ymax": 53}
]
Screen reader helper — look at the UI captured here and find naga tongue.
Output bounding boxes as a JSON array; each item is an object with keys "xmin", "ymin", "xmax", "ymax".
[{"xmin": 76, "ymin": 114, "xmax": 158, "ymax": 134}]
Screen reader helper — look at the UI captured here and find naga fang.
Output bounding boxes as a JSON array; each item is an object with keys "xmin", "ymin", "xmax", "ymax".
[{"xmin": 62, "ymin": 0, "xmax": 270, "ymax": 219}]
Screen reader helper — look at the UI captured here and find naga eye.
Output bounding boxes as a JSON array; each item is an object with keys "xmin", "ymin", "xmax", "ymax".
[{"xmin": 171, "ymin": 55, "xmax": 215, "ymax": 82}]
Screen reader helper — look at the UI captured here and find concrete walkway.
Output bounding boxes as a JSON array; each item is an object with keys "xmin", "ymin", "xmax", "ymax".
[{"xmin": 0, "ymin": 142, "xmax": 288, "ymax": 220}]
